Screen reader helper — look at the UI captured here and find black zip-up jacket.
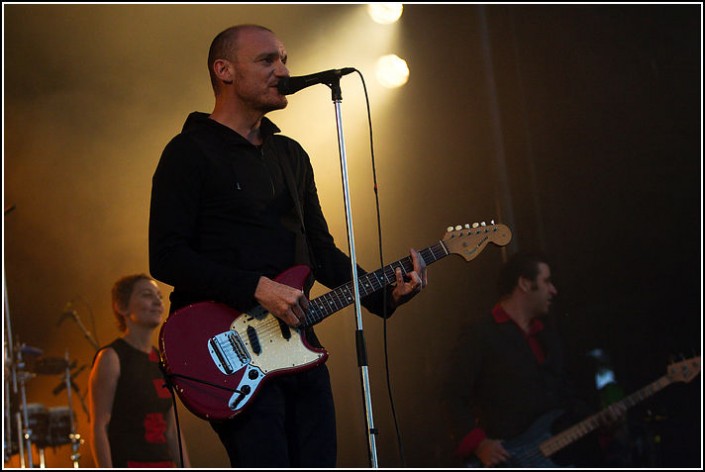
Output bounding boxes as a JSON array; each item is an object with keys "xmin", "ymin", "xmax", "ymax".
[{"xmin": 149, "ymin": 112, "xmax": 394, "ymax": 332}]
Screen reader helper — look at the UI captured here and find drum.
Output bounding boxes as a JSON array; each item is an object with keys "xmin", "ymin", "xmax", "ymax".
[
  {"xmin": 25, "ymin": 403, "xmax": 49, "ymax": 446},
  {"xmin": 44, "ymin": 406, "xmax": 74, "ymax": 447},
  {"xmin": 26, "ymin": 356, "xmax": 70, "ymax": 375}
]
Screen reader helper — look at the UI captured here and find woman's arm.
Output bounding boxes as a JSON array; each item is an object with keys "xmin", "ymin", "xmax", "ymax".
[{"xmin": 88, "ymin": 348, "xmax": 120, "ymax": 467}]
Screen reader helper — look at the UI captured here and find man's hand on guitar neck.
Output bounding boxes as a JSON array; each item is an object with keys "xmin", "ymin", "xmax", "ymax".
[
  {"xmin": 255, "ymin": 276, "xmax": 309, "ymax": 327},
  {"xmin": 391, "ymin": 248, "xmax": 428, "ymax": 307},
  {"xmin": 475, "ymin": 438, "xmax": 510, "ymax": 467},
  {"xmin": 254, "ymin": 248, "xmax": 426, "ymax": 327}
]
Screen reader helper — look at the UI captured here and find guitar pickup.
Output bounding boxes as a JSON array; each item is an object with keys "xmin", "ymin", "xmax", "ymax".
[
  {"xmin": 208, "ymin": 331, "xmax": 251, "ymax": 375},
  {"xmin": 246, "ymin": 325, "xmax": 261, "ymax": 355}
]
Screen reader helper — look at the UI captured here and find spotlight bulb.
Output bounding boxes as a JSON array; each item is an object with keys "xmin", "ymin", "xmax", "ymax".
[
  {"xmin": 375, "ymin": 54, "xmax": 409, "ymax": 89},
  {"xmin": 368, "ymin": 3, "xmax": 404, "ymax": 25}
]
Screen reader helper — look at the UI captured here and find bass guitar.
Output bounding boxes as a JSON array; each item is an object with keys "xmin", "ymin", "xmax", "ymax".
[
  {"xmin": 466, "ymin": 356, "xmax": 701, "ymax": 467},
  {"xmin": 160, "ymin": 221, "xmax": 512, "ymax": 421}
]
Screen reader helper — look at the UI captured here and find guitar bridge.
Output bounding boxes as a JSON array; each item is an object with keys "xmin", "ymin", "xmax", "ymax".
[{"xmin": 208, "ymin": 331, "xmax": 251, "ymax": 375}]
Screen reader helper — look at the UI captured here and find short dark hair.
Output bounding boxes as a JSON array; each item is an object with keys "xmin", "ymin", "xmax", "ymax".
[
  {"xmin": 497, "ymin": 252, "xmax": 550, "ymax": 297},
  {"xmin": 111, "ymin": 273, "xmax": 152, "ymax": 332},
  {"xmin": 207, "ymin": 24, "xmax": 274, "ymax": 95}
]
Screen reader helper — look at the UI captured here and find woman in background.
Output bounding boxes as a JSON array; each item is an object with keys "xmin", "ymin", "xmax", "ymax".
[{"xmin": 88, "ymin": 273, "xmax": 190, "ymax": 467}]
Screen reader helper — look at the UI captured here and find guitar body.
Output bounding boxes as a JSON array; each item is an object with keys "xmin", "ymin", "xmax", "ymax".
[{"xmin": 159, "ymin": 265, "xmax": 327, "ymax": 421}]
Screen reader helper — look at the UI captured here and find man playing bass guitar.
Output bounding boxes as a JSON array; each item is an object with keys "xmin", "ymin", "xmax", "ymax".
[{"xmin": 443, "ymin": 252, "xmax": 625, "ymax": 468}]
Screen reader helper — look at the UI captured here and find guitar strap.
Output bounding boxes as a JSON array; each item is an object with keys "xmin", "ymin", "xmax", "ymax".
[
  {"xmin": 269, "ymin": 137, "xmax": 318, "ymax": 294},
  {"xmin": 271, "ymin": 138, "xmax": 320, "ymax": 347}
]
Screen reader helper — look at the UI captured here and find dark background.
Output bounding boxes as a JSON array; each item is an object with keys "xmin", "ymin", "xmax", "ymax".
[{"xmin": 4, "ymin": 4, "xmax": 701, "ymax": 468}]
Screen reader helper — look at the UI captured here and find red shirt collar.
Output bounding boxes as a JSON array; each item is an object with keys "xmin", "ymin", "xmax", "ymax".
[{"xmin": 492, "ymin": 303, "xmax": 544, "ymax": 335}]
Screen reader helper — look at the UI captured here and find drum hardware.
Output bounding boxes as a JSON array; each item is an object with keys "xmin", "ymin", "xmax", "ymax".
[
  {"xmin": 26, "ymin": 357, "xmax": 74, "ymax": 376},
  {"xmin": 21, "ymin": 403, "xmax": 49, "ymax": 468},
  {"xmin": 4, "ymin": 208, "xmax": 86, "ymax": 467},
  {"xmin": 3, "ymin": 341, "xmax": 86, "ymax": 467},
  {"xmin": 19, "ymin": 345, "xmax": 44, "ymax": 359},
  {"xmin": 51, "ymin": 364, "xmax": 90, "ymax": 419},
  {"xmin": 59, "ymin": 350, "xmax": 83, "ymax": 468},
  {"xmin": 4, "ymin": 226, "xmax": 34, "ymax": 468},
  {"xmin": 7, "ymin": 340, "xmax": 38, "ymax": 468},
  {"xmin": 4, "ymin": 205, "xmax": 33, "ymax": 468}
]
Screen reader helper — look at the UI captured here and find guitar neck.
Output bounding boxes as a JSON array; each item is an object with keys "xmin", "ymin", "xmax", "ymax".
[
  {"xmin": 302, "ymin": 242, "xmax": 449, "ymax": 327},
  {"xmin": 540, "ymin": 375, "xmax": 671, "ymax": 457}
]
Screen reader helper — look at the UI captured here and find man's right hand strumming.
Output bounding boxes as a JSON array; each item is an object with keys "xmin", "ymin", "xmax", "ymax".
[{"xmin": 254, "ymin": 276, "xmax": 309, "ymax": 327}]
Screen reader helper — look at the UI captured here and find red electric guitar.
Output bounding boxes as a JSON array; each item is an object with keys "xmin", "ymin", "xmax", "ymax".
[{"xmin": 159, "ymin": 222, "xmax": 512, "ymax": 421}]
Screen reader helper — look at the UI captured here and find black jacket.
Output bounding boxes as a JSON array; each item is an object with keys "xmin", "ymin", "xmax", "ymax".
[{"xmin": 149, "ymin": 112, "xmax": 394, "ymax": 323}]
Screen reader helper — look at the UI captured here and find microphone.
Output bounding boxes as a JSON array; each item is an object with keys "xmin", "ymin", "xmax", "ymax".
[
  {"xmin": 57, "ymin": 302, "xmax": 77, "ymax": 326},
  {"xmin": 277, "ymin": 67, "xmax": 355, "ymax": 95}
]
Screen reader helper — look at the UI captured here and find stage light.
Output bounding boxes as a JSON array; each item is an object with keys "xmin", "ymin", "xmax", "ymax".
[
  {"xmin": 367, "ymin": 3, "xmax": 403, "ymax": 25},
  {"xmin": 375, "ymin": 54, "xmax": 409, "ymax": 88}
]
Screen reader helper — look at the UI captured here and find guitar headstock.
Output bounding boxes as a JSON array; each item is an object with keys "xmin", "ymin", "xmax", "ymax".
[
  {"xmin": 667, "ymin": 356, "xmax": 701, "ymax": 384},
  {"xmin": 442, "ymin": 220, "xmax": 512, "ymax": 261}
]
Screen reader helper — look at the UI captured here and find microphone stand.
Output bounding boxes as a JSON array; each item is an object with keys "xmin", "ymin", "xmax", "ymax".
[
  {"xmin": 68, "ymin": 310, "xmax": 99, "ymax": 351},
  {"xmin": 327, "ymin": 77, "xmax": 379, "ymax": 468}
]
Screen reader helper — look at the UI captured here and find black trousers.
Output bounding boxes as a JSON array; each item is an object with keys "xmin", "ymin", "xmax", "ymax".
[{"xmin": 211, "ymin": 363, "xmax": 337, "ymax": 468}]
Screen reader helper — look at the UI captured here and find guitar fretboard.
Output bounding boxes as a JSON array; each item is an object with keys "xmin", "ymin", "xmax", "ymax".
[
  {"xmin": 540, "ymin": 376, "xmax": 671, "ymax": 457},
  {"xmin": 302, "ymin": 242, "xmax": 448, "ymax": 327}
]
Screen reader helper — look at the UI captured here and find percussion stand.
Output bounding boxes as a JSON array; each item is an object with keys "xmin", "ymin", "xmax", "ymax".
[
  {"xmin": 4, "ymin": 263, "xmax": 36, "ymax": 468},
  {"xmin": 62, "ymin": 351, "xmax": 81, "ymax": 468},
  {"xmin": 4, "ymin": 204, "xmax": 37, "ymax": 468},
  {"xmin": 14, "ymin": 346, "xmax": 37, "ymax": 467},
  {"xmin": 3, "ymin": 336, "xmax": 14, "ymax": 464},
  {"xmin": 35, "ymin": 444, "xmax": 46, "ymax": 469}
]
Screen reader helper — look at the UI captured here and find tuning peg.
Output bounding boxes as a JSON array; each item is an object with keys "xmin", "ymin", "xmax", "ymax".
[
  {"xmin": 464, "ymin": 224, "xmax": 470, "ymax": 229},
  {"xmin": 447, "ymin": 226, "xmax": 454, "ymax": 233},
  {"xmin": 490, "ymin": 219, "xmax": 495, "ymax": 225},
  {"xmin": 455, "ymin": 225, "xmax": 462, "ymax": 231},
  {"xmin": 472, "ymin": 222, "xmax": 479, "ymax": 228},
  {"xmin": 480, "ymin": 221, "xmax": 486, "ymax": 226}
]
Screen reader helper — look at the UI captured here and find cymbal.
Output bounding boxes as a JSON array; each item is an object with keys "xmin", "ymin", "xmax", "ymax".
[
  {"xmin": 20, "ymin": 344, "xmax": 44, "ymax": 358},
  {"xmin": 27, "ymin": 357, "xmax": 70, "ymax": 375}
]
